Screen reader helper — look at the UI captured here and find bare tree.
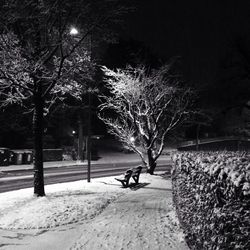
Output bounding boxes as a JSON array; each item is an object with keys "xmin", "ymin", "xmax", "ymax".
[
  {"xmin": 0, "ymin": 0, "xmax": 130, "ymax": 196},
  {"xmin": 99, "ymin": 63, "xmax": 194, "ymax": 174}
]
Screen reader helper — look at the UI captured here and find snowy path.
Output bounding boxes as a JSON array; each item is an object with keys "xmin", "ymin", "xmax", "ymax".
[
  {"xmin": 0, "ymin": 174, "xmax": 189, "ymax": 250},
  {"xmin": 70, "ymin": 176, "xmax": 188, "ymax": 250}
]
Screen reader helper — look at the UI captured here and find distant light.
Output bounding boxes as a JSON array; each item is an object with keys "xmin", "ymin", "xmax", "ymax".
[
  {"xmin": 72, "ymin": 130, "xmax": 76, "ymax": 135},
  {"xmin": 70, "ymin": 27, "xmax": 79, "ymax": 35},
  {"xmin": 130, "ymin": 136, "xmax": 135, "ymax": 143}
]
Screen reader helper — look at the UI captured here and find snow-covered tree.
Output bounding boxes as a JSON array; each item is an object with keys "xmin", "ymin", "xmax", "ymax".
[
  {"xmin": 0, "ymin": 0, "xmax": 130, "ymax": 196},
  {"xmin": 99, "ymin": 64, "xmax": 194, "ymax": 174}
]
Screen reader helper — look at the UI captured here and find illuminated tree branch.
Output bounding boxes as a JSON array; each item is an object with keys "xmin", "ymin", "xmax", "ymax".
[{"xmin": 99, "ymin": 64, "xmax": 194, "ymax": 174}]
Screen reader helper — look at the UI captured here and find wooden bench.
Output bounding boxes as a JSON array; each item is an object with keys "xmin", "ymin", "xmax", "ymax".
[
  {"xmin": 131, "ymin": 166, "xmax": 142, "ymax": 184},
  {"xmin": 115, "ymin": 169, "xmax": 133, "ymax": 188},
  {"xmin": 115, "ymin": 166, "xmax": 143, "ymax": 187}
]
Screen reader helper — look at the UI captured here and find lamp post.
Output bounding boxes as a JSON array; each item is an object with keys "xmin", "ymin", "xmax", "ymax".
[
  {"xmin": 86, "ymin": 32, "xmax": 92, "ymax": 183},
  {"xmin": 69, "ymin": 26, "xmax": 83, "ymax": 163},
  {"xmin": 86, "ymin": 93, "xmax": 92, "ymax": 182},
  {"xmin": 77, "ymin": 117, "xmax": 83, "ymax": 162},
  {"xmin": 69, "ymin": 25, "xmax": 92, "ymax": 181}
]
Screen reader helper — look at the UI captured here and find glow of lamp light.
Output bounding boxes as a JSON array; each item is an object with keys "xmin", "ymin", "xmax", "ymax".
[
  {"xmin": 70, "ymin": 27, "xmax": 79, "ymax": 35},
  {"xmin": 130, "ymin": 136, "xmax": 135, "ymax": 143}
]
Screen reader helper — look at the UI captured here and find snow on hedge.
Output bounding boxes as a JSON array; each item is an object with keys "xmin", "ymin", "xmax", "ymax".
[{"xmin": 172, "ymin": 151, "xmax": 250, "ymax": 250}]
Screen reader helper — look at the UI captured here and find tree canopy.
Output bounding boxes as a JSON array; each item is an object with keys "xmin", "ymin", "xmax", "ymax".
[
  {"xmin": 0, "ymin": 0, "xmax": 131, "ymax": 196},
  {"xmin": 99, "ymin": 63, "xmax": 194, "ymax": 174}
]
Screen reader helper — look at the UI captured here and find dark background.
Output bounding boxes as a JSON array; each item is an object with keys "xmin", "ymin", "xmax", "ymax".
[
  {"xmin": 1, "ymin": 0, "xmax": 250, "ymax": 148},
  {"xmin": 123, "ymin": 0, "xmax": 250, "ymax": 81}
]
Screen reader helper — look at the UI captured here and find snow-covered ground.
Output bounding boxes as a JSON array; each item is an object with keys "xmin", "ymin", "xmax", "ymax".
[{"xmin": 0, "ymin": 173, "xmax": 189, "ymax": 250}]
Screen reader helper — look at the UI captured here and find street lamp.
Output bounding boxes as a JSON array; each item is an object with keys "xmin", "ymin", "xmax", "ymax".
[
  {"xmin": 69, "ymin": 25, "xmax": 93, "ymax": 182},
  {"xmin": 69, "ymin": 27, "xmax": 79, "ymax": 35},
  {"xmin": 130, "ymin": 136, "xmax": 135, "ymax": 143}
]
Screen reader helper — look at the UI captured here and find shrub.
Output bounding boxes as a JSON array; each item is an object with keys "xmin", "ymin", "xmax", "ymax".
[
  {"xmin": 172, "ymin": 151, "xmax": 250, "ymax": 250},
  {"xmin": 43, "ymin": 149, "xmax": 63, "ymax": 161}
]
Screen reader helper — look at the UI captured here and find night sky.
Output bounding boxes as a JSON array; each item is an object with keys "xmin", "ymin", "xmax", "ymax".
[
  {"xmin": 1, "ymin": 1, "xmax": 249, "ymax": 149},
  {"xmin": 122, "ymin": 0, "xmax": 250, "ymax": 84}
]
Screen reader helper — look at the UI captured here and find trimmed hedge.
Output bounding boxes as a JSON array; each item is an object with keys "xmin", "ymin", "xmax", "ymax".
[{"xmin": 172, "ymin": 151, "xmax": 250, "ymax": 250}]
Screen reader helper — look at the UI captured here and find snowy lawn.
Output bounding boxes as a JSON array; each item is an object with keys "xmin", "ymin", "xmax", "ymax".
[
  {"xmin": 0, "ymin": 176, "xmax": 128, "ymax": 229},
  {"xmin": 0, "ymin": 173, "xmax": 189, "ymax": 250}
]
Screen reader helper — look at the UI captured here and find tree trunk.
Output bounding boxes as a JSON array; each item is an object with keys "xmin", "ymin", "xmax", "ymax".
[
  {"xmin": 146, "ymin": 149, "xmax": 156, "ymax": 175},
  {"xmin": 33, "ymin": 92, "xmax": 45, "ymax": 197}
]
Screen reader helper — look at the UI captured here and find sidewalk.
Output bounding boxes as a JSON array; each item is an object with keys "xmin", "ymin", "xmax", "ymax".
[
  {"xmin": 70, "ymin": 175, "xmax": 189, "ymax": 250},
  {"xmin": 0, "ymin": 151, "xmax": 171, "ymax": 172},
  {"xmin": 0, "ymin": 173, "xmax": 189, "ymax": 250}
]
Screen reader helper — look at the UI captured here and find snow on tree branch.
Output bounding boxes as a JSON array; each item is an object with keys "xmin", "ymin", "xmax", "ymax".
[{"xmin": 98, "ymin": 63, "xmax": 194, "ymax": 174}]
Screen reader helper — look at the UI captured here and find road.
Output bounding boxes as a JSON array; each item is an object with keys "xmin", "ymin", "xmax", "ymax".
[{"xmin": 0, "ymin": 160, "xmax": 172, "ymax": 193}]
